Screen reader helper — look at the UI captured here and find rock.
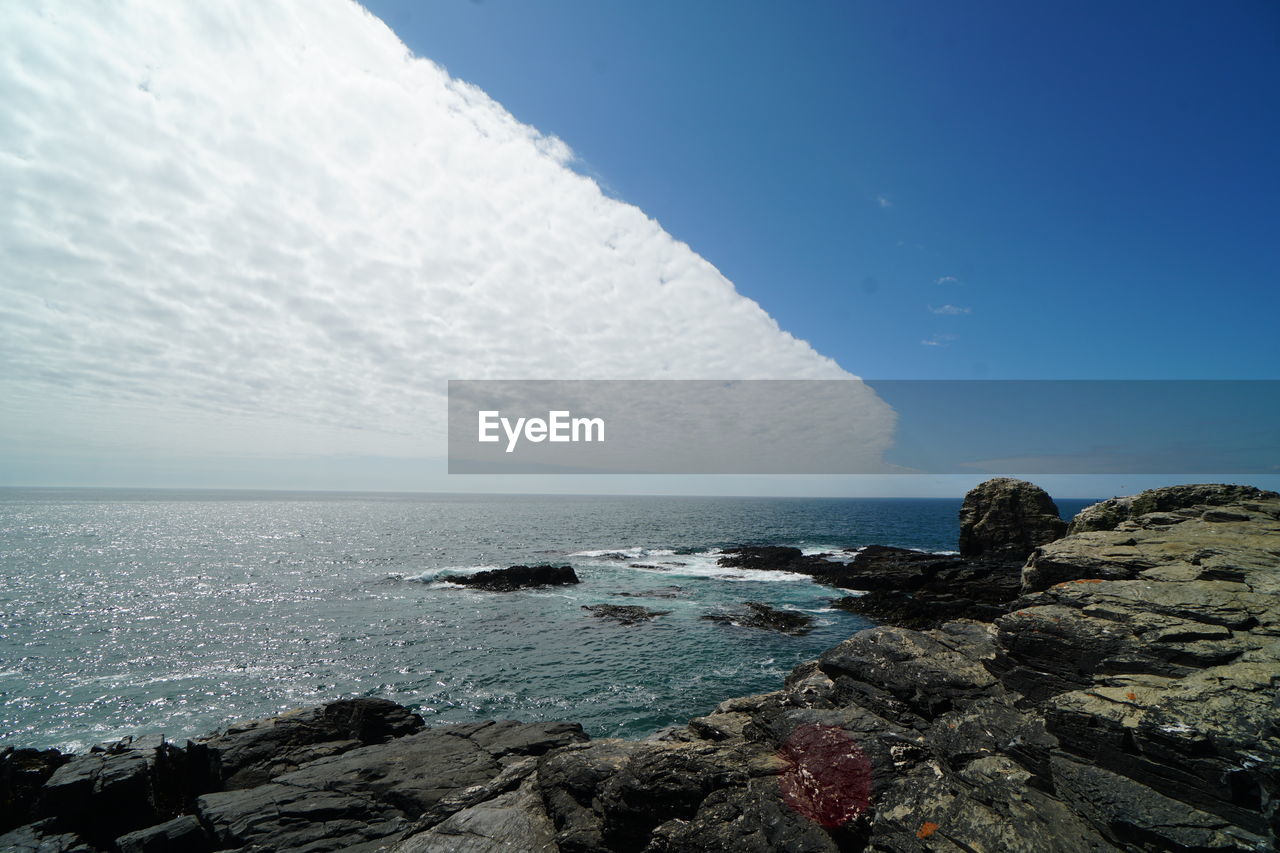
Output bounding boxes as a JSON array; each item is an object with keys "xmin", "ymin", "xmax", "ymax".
[
  {"xmin": 1068, "ymin": 483, "xmax": 1280, "ymax": 533},
  {"xmin": 115, "ymin": 815, "xmax": 211, "ymax": 853},
  {"xmin": 201, "ymin": 697, "xmax": 424, "ymax": 790},
  {"xmin": 958, "ymin": 477, "xmax": 1067, "ymax": 559},
  {"xmin": 392, "ymin": 777, "xmax": 558, "ymax": 852},
  {"xmin": 582, "ymin": 604, "xmax": 670, "ymax": 624},
  {"xmin": 702, "ymin": 602, "xmax": 814, "ymax": 635},
  {"xmin": 34, "ymin": 735, "xmax": 210, "ymax": 847},
  {"xmin": 1, "ymin": 747, "xmax": 69, "ymax": 833},
  {"xmin": 537, "ymin": 740, "xmax": 750, "ymax": 853},
  {"xmin": 447, "ymin": 564, "xmax": 580, "ymax": 592},
  {"xmin": 0, "ymin": 819, "xmax": 95, "ymax": 852},
  {"xmin": 197, "ymin": 720, "xmax": 585, "ymax": 852},
  {"xmin": 716, "ymin": 546, "xmax": 807, "ymax": 572}
]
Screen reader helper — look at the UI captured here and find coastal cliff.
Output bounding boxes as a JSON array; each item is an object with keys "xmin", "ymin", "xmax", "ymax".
[{"xmin": 2, "ymin": 481, "xmax": 1276, "ymax": 852}]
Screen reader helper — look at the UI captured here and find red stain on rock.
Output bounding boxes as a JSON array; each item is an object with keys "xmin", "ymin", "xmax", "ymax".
[
  {"xmin": 1126, "ymin": 691, "xmax": 1138, "ymax": 702},
  {"xmin": 778, "ymin": 724, "xmax": 871, "ymax": 828},
  {"xmin": 917, "ymin": 821, "xmax": 940, "ymax": 838}
]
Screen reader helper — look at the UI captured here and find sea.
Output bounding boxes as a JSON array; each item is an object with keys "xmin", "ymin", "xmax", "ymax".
[{"xmin": 0, "ymin": 489, "xmax": 1097, "ymax": 752}]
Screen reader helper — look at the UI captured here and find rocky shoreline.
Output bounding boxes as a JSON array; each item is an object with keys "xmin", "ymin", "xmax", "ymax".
[{"xmin": 2, "ymin": 480, "xmax": 1276, "ymax": 851}]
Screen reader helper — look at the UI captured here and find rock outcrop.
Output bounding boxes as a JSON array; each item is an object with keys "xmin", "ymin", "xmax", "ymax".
[
  {"xmin": 583, "ymin": 604, "xmax": 670, "ymax": 625},
  {"xmin": 958, "ymin": 476, "xmax": 1068, "ymax": 558},
  {"xmin": 1067, "ymin": 483, "xmax": 1279, "ymax": 533},
  {"xmin": 4, "ymin": 484, "xmax": 1275, "ymax": 851},
  {"xmin": 448, "ymin": 564, "xmax": 581, "ymax": 592},
  {"xmin": 702, "ymin": 602, "xmax": 814, "ymax": 635}
]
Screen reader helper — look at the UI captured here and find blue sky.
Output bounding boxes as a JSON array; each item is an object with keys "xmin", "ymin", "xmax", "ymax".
[
  {"xmin": 367, "ymin": 0, "xmax": 1280, "ymax": 380},
  {"xmin": 2, "ymin": 1, "xmax": 1276, "ymax": 496}
]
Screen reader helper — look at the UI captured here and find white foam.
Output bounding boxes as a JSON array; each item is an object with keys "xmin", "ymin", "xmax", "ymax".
[
  {"xmin": 399, "ymin": 565, "xmax": 504, "ymax": 583},
  {"xmin": 567, "ymin": 547, "xmax": 678, "ymax": 559}
]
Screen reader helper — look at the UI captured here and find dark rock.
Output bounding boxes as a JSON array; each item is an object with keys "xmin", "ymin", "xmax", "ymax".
[
  {"xmin": 537, "ymin": 740, "xmax": 748, "ymax": 853},
  {"xmin": 201, "ymin": 697, "xmax": 424, "ymax": 790},
  {"xmin": 392, "ymin": 776, "xmax": 558, "ymax": 852},
  {"xmin": 115, "ymin": 815, "xmax": 210, "ymax": 853},
  {"xmin": 958, "ymin": 477, "xmax": 1067, "ymax": 559},
  {"xmin": 702, "ymin": 602, "xmax": 813, "ymax": 635},
  {"xmin": 582, "ymin": 604, "xmax": 670, "ymax": 624},
  {"xmin": 644, "ymin": 778, "xmax": 850, "ymax": 852},
  {"xmin": 0, "ymin": 747, "xmax": 69, "ymax": 832},
  {"xmin": 0, "ymin": 819, "xmax": 95, "ymax": 852},
  {"xmin": 34, "ymin": 735, "xmax": 199, "ymax": 847},
  {"xmin": 715, "ymin": 546, "xmax": 806, "ymax": 572},
  {"xmin": 197, "ymin": 720, "xmax": 584, "ymax": 853},
  {"xmin": 826, "ymin": 546, "xmax": 1026, "ymax": 628},
  {"xmin": 447, "ymin": 564, "xmax": 580, "ymax": 592}
]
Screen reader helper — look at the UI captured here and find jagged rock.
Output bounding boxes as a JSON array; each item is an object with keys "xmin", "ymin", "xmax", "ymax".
[
  {"xmin": 34, "ymin": 734, "xmax": 212, "ymax": 848},
  {"xmin": 1025, "ymin": 494, "xmax": 1280, "ymax": 592},
  {"xmin": 447, "ymin": 564, "xmax": 580, "ymax": 592},
  {"xmin": 537, "ymin": 740, "xmax": 752, "ymax": 853},
  {"xmin": 392, "ymin": 776, "xmax": 558, "ymax": 852},
  {"xmin": 201, "ymin": 697, "xmax": 424, "ymax": 789},
  {"xmin": 582, "ymin": 604, "xmax": 670, "ymax": 625},
  {"xmin": 0, "ymin": 818, "xmax": 95, "ymax": 852},
  {"xmin": 702, "ymin": 602, "xmax": 813, "ymax": 635},
  {"xmin": 958, "ymin": 477, "xmax": 1067, "ymax": 559},
  {"xmin": 645, "ymin": 778, "xmax": 853, "ymax": 852},
  {"xmin": 1068, "ymin": 483, "xmax": 1280, "ymax": 533},
  {"xmin": 197, "ymin": 720, "xmax": 585, "ymax": 852},
  {"xmin": 115, "ymin": 815, "xmax": 211, "ymax": 853},
  {"xmin": 1, "ymin": 747, "xmax": 69, "ymax": 833},
  {"xmin": 716, "ymin": 546, "xmax": 808, "ymax": 572}
]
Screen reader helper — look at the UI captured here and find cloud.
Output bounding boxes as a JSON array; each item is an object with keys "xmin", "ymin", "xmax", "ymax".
[
  {"xmin": 876, "ymin": 194, "xmax": 893, "ymax": 208},
  {"xmin": 921, "ymin": 334, "xmax": 958, "ymax": 347},
  {"xmin": 929, "ymin": 304, "xmax": 971, "ymax": 315},
  {"xmin": 0, "ymin": 0, "xmax": 893, "ymax": 473},
  {"xmin": 935, "ymin": 275, "xmax": 961, "ymax": 285}
]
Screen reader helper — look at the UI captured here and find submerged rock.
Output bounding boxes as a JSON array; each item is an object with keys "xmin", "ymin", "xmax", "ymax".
[
  {"xmin": 447, "ymin": 564, "xmax": 580, "ymax": 592},
  {"xmin": 582, "ymin": 604, "xmax": 670, "ymax": 625},
  {"xmin": 703, "ymin": 602, "xmax": 814, "ymax": 635},
  {"xmin": 958, "ymin": 476, "xmax": 1067, "ymax": 559}
]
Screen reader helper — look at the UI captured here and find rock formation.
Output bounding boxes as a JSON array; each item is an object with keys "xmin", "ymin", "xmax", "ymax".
[
  {"xmin": 3, "ymin": 484, "xmax": 1276, "ymax": 851},
  {"xmin": 957, "ymin": 476, "xmax": 1068, "ymax": 558},
  {"xmin": 583, "ymin": 604, "xmax": 670, "ymax": 625},
  {"xmin": 702, "ymin": 602, "xmax": 814, "ymax": 635},
  {"xmin": 447, "ymin": 564, "xmax": 580, "ymax": 591}
]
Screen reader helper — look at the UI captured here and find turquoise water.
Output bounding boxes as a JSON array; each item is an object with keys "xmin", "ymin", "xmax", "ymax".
[{"xmin": 0, "ymin": 489, "xmax": 1096, "ymax": 751}]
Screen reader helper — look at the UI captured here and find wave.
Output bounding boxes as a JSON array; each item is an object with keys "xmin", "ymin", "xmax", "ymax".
[{"xmin": 390, "ymin": 565, "xmax": 505, "ymax": 583}]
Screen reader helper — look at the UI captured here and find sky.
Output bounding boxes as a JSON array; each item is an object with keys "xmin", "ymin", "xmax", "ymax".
[
  {"xmin": 1, "ymin": 0, "xmax": 1276, "ymax": 497},
  {"xmin": 366, "ymin": 0, "xmax": 1280, "ymax": 380}
]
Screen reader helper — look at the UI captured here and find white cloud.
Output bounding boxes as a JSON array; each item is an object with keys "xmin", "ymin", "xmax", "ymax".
[
  {"xmin": 0, "ymin": 0, "xmax": 894, "ymax": 473},
  {"xmin": 921, "ymin": 334, "xmax": 958, "ymax": 347},
  {"xmin": 935, "ymin": 275, "xmax": 961, "ymax": 285},
  {"xmin": 876, "ymin": 194, "xmax": 893, "ymax": 208},
  {"xmin": 929, "ymin": 304, "xmax": 971, "ymax": 315}
]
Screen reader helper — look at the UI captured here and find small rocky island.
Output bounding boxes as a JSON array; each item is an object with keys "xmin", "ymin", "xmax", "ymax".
[{"xmin": 2, "ymin": 480, "xmax": 1276, "ymax": 851}]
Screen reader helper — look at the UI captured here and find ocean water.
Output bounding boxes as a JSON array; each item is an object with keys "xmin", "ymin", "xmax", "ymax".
[{"xmin": 0, "ymin": 489, "xmax": 1096, "ymax": 751}]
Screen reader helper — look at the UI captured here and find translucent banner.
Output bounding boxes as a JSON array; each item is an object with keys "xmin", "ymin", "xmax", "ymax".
[{"xmin": 447, "ymin": 380, "xmax": 1279, "ymax": 475}]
